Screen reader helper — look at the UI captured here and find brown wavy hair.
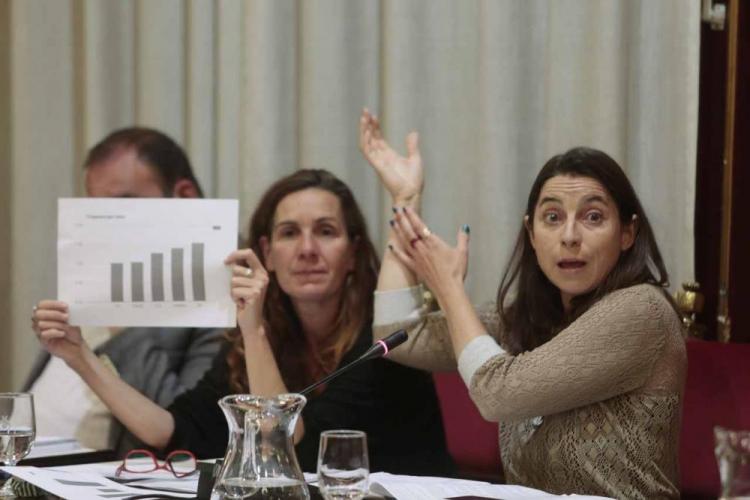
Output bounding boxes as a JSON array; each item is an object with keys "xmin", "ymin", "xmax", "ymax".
[
  {"xmin": 226, "ymin": 169, "xmax": 379, "ymax": 393},
  {"xmin": 497, "ymin": 147, "xmax": 673, "ymax": 355}
]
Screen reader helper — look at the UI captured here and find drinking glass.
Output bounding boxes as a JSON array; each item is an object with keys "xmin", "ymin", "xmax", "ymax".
[
  {"xmin": 715, "ymin": 426, "xmax": 750, "ymax": 499},
  {"xmin": 0, "ymin": 393, "xmax": 36, "ymax": 498},
  {"xmin": 317, "ymin": 430, "xmax": 369, "ymax": 500}
]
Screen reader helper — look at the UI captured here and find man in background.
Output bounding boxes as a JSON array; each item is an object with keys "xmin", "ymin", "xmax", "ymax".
[{"xmin": 26, "ymin": 127, "xmax": 223, "ymax": 456}]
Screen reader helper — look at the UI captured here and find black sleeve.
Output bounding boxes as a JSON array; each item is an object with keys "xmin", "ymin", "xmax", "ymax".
[{"xmin": 165, "ymin": 340, "xmax": 232, "ymax": 459}]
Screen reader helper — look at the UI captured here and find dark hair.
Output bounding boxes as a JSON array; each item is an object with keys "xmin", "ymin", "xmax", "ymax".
[
  {"xmin": 497, "ymin": 147, "xmax": 671, "ymax": 354},
  {"xmin": 84, "ymin": 127, "xmax": 204, "ymax": 197},
  {"xmin": 226, "ymin": 169, "xmax": 379, "ymax": 393}
]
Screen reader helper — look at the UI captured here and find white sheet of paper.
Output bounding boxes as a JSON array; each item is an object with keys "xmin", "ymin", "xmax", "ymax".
[
  {"xmin": 53, "ymin": 461, "xmax": 199, "ymax": 494},
  {"xmin": 24, "ymin": 436, "xmax": 92, "ymax": 459},
  {"xmin": 58, "ymin": 198, "xmax": 238, "ymax": 327},
  {"xmin": 0, "ymin": 466, "xmax": 195, "ymax": 499},
  {"xmin": 367, "ymin": 473, "xmax": 613, "ymax": 499}
]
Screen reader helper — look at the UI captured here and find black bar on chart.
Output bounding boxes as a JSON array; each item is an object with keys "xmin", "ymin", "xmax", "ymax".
[
  {"xmin": 192, "ymin": 243, "xmax": 206, "ymax": 301},
  {"xmin": 151, "ymin": 253, "xmax": 165, "ymax": 302},
  {"xmin": 111, "ymin": 263, "xmax": 124, "ymax": 302},
  {"xmin": 131, "ymin": 262, "xmax": 144, "ymax": 302},
  {"xmin": 171, "ymin": 248, "xmax": 185, "ymax": 301}
]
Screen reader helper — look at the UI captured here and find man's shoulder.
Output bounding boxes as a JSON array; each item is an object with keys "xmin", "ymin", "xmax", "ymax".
[
  {"xmin": 20, "ymin": 350, "xmax": 53, "ymax": 391},
  {"xmin": 97, "ymin": 327, "xmax": 223, "ymax": 354}
]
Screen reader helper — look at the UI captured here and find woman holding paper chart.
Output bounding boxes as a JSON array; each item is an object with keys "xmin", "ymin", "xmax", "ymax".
[
  {"xmin": 33, "ymin": 168, "xmax": 452, "ymax": 475},
  {"xmin": 359, "ymin": 109, "xmax": 686, "ymax": 498}
]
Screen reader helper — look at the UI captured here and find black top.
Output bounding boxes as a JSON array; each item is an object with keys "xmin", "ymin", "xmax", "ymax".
[{"xmin": 166, "ymin": 326, "xmax": 453, "ymax": 476}]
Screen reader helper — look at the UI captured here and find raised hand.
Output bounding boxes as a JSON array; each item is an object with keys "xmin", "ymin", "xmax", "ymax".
[
  {"xmin": 359, "ymin": 108, "xmax": 423, "ymax": 206},
  {"xmin": 388, "ymin": 208, "xmax": 470, "ymax": 305},
  {"xmin": 31, "ymin": 300, "xmax": 86, "ymax": 363},
  {"xmin": 225, "ymin": 248, "xmax": 270, "ymax": 337}
]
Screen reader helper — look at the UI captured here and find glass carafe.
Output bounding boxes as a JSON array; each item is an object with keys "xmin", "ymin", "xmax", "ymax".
[
  {"xmin": 715, "ymin": 426, "xmax": 750, "ymax": 499},
  {"xmin": 212, "ymin": 393, "xmax": 309, "ymax": 500}
]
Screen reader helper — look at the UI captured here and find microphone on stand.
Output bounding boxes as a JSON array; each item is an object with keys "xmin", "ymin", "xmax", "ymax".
[{"xmin": 299, "ymin": 329, "xmax": 408, "ymax": 397}]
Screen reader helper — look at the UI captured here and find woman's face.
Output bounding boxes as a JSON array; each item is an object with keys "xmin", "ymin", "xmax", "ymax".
[
  {"xmin": 262, "ymin": 188, "xmax": 355, "ymax": 306},
  {"xmin": 526, "ymin": 175, "xmax": 635, "ymax": 310}
]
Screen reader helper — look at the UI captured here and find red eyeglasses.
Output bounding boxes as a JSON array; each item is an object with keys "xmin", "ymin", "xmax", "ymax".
[{"xmin": 115, "ymin": 449, "xmax": 197, "ymax": 478}]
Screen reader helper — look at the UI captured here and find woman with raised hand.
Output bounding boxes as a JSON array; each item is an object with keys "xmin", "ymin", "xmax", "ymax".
[
  {"xmin": 33, "ymin": 168, "xmax": 452, "ymax": 475},
  {"xmin": 360, "ymin": 109, "xmax": 686, "ymax": 499}
]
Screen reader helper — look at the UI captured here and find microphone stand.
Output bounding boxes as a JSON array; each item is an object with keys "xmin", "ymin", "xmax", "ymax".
[
  {"xmin": 299, "ymin": 329, "xmax": 407, "ymax": 397},
  {"xmin": 299, "ymin": 356, "xmax": 370, "ymax": 397}
]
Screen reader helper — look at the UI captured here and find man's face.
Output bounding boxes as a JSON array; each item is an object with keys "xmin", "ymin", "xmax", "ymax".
[{"xmin": 85, "ymin": 148, "xmax": 168, "ymax": 198}]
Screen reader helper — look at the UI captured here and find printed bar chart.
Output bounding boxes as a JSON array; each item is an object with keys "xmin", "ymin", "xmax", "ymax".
[
  {"xmin": 151, "ymin": 253, "xmax": 164, "ymax": 302},
  {"xmin": 171, "ymin": 248, "xmax": 185, "ymax": 301},
  {"xmin": 131, "ymin": 262, "xmax": 144, "ymax": 302},
  {"xmin": 192, "ymin": 243, "xmax": 206, "ymax": 301},
  {"xmin": 109, "ymin": 244, "xmax": 207, "ymax": 303},
  {"xmin": 58, "ymin": 198, "xmax": 238, "ymax": 327},
  {"xmin": 111, "ymin": 263, "xmax": 124, "ymax": 302}
]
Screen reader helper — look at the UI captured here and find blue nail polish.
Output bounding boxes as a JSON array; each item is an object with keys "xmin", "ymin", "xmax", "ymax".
[
  {"xmin": 462, "ymin": 224, "xmax": 470, "ymax": 234},
  {"xmin": 389, "ymin": 219, "xmax": 394, "ymax": 227},
  {"xmin": 391, "ymin": 206, "xmax": 398, "ymax": 214},
  {"xmin": 388, "ymin": 244, "xmax": 394, "ymax": 251}
]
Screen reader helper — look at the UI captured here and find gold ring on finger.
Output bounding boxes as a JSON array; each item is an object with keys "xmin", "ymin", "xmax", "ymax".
[
  {"xmin": 422, "ymin": 227, "xmax": 432, "ymax": 238},
  {"xmin": 244, "ymin": 268, "xmax": 253, "ymax": 277}
]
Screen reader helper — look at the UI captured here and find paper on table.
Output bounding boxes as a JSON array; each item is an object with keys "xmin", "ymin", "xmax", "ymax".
[
  {"xmin": 58, "ymin": 198, "xmax": 238, "ymax": 327},
  {"xmin": 53, "ymin": 460, "xmax": 199, "ymax": 494},
  {"xmin": 367, "ymin": 473, "xmax": 613, "ymax": 500},
  {"xmin": 0, "ymin": 466, "xmax": 195, "ymax": 499},
  {"xmin": 24, "ymin": 436, "xmax": 92, "ymax": 459}
]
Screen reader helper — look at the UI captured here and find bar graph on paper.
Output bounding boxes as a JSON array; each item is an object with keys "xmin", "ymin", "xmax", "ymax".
[
  {"xmin": 108, "ymin": 243, "xmax": 207, "ymax": 303},
  {"xmin": 57, "ymin": 198, "xmax": 238, "ymax": 327}
]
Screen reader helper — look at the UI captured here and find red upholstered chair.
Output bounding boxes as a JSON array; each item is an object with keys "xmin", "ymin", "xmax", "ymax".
[
  {"xmin": 432, "ymin": 372, "xmax": 503, "ymax": 482},
  {"xmin": 433, "ymin": 338, "xmax": 750, "ymax": 495},
  {"xmin": 681, "ymin": 338, "xmax": 750, "ymax": 499}
]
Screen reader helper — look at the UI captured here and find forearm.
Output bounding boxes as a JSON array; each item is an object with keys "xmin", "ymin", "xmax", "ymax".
[
  {"xmin": 243, "ymin": 332, "xmax": 289, "ymax": 396},
  {"xmin": 374, "ymin": 286, "xmax": 458, "ymax": 371},
  {"xmin": 378, "ymin": 195, "xmax": 421, "ymax": 291},
  {"xmin": 67, "ymin": 348, "xmax": 175, "ymax": 449},
  {"xmin": 437, "ymin": 286, "xmax": 489, "ymax": 358},
  {"xmin": 243, "ymin": 331, "xmax": 305, "ymax": 443},
  {"xmin": 464, "ymin": 285, "xmax": 671, "ymax": 422}
]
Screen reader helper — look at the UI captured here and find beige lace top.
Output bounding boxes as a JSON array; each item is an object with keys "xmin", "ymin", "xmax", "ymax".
[{"xmin": 373, "ymin": 284, "xmax": 687, "ymax": 499}]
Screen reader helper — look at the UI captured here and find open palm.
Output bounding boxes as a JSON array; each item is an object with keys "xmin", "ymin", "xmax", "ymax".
[{"xmin": 359, "ymin": 109, "xmax": 423, "ymax": 203}]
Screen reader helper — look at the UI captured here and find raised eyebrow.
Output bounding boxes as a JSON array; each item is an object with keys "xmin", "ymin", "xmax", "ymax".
[
  {"xmin": 538, "ymin": 196, "xmax": 562, "ymax": 206},
  {"xmin": 580, "ymin": 194, "xmax": 610, "ymax": 206}
]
